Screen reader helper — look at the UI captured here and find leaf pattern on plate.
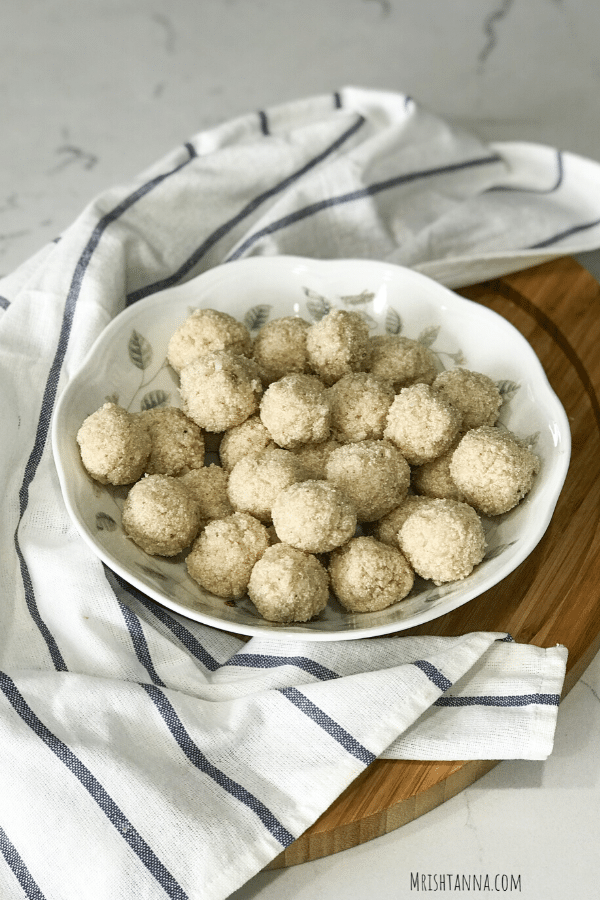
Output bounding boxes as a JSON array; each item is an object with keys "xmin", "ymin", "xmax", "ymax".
[
  {"xmin": 423, "ymin": 587, "xmax": 443, "ymax": 603},
  {"xmin": 96, "ymin": 512, "xmax": 117, "ymax": 532},
  {"xmin": 385, "ymin": 307, "xmax": 402, "ymax": 335},
  {"xmin": 496, "ymin": 379, "xmax": 520, "ymax": 402},
  {"xmin": 67, "ymin": 261, "xmax": 558, "ymax": 639},
  {"xmin": 521, "ymin": 431, "xmax": 540, "ymax": 449},
  {"xmin": 244, "ymin": 304, "xmax": 272, "ymax": 332},
  {"xmin": 303, "ymin": 287, "xmax": 330, "ymax": 321},
  {"xmin": 129, "ymin": 330, "xmax": 153, "ymax": 370},
  {"xmin": 140, "ymin": 390, "xmax": 171, "ymax": 411},
  {"xmin": 484, "ymin": 540, "xmax": 517, "ymax": 561},
  {"xmin": 446, "ymin": 349, "xmax": 466, "ymax": 365},
  {"xmin": 418, "ymin": 325, "xmax": 440, "ymax": 347},
  {"xmin": 339, "ymin": 289, "xmax": 375, "ymax": 305},
  {"xmin": 138, "ymin": 564, "xmax": 170, "ymax": 583}
]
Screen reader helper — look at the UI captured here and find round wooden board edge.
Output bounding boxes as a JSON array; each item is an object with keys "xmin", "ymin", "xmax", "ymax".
[
  {"xmin": 266, "ymin": 636, "xmax": 600, "ymax": 870},
  {"xmin": 264, "ymin": 256, "xmax": 600, "ymax": 870},
  {"xmin": 266, "ymin": 759, "xmax": 499, "ymax": 869}
]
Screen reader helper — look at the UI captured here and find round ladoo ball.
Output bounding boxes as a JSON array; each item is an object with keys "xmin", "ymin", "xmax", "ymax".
[
  {"xmin": 325, "ymin": 440, "xmax": 410, "ymax": 522},
  {"xmin": 384, "ymin": 382, "xmax": 461, "ymax": 465},
  {"xmin": 328, "ymin": 372, "xmax": 395, "ymax": 443},
  {"xmin": 186, "ymin": 512, "xmax": 269, "ymax": 598},
  {"xmin": 432, "ymin": 368, "xmax": 502, "ymax": 431},
  {"xmin": 306, "ymin": 309, "xmax": 370, "ymax": 385},
  {"xmin": 271, "ymin": 480, "xmax": 357, "ymax": 554},
  {"xmin": 179, "ymin": 350, "xmax": 263, "ymax": 433},
  {"xmin": 227, "ymin": 448, "xmax": 307, "ymax": 523},
  {"xmin": 398, "ymin": 498, "xmax": 486, "ymax": 585},
  {"xmin": 77, "ymin": 402, "xmax": 151, "ymax": 485},
  {"xmin": 411, "ymin": 441, "xmax": 465, "ymax": 502},
  {"xmin": 122, "ymin": 474, "xmax": 202, "ymax": 556},
  {"xmin": 167, "ymin": 308, "xmax": 251, "ymax": 373},
  {"xmin": 371, "ymin": 494, "xmax": 438, "ymax": 548},
  {"xmin": 178, "ymin": 464, "xmax": 233, "ymax": 526},
  {"xmin": 259, "ymin": 373, "xmax": 331, "ymax": 449},
  {"xmin": 248, "ymin": 543, "xmax": 329, "ymax": 623},
  {"xmin": 329, "ymin": 536, "xmax": 414, "ymax": 612},
  {"xmin": 367, "ymin": 334, "xmax": 438, "ymax": 391},
  {"xmin": 449, "ymin": 426, "xmax": 540, "ymax": 516},
  {"xmin": 252, "ymin": 316, "xmax": 312, "ymax": 384},
  {"xmin": 292, "ymin": 437, "xmax": 341, "ymax": 480},
  {"xmin": 139, "ymin": 406, "xmax": 205, "ymax": 476},
  {"xmin": 219, "ymin": 415, "xmax": 276, "ymax": 471}
]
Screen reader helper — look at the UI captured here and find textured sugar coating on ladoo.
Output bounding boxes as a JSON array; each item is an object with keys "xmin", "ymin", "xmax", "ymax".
[
  {"xmin": 139, "ymin": 406, "xmax": 205, "ymax": 476},
  {"xmin": 411, "ymin": 440, "xmax": 465, "ymax": 502},
  {"xmin": 122, "ymin": 474, "xmax": 202, "ymax": 556},
  {"xmin": 227, "ymin": 448, "xmax": 307, "ymax": 523},
  {"xmin": 167, "ymin": 307, "xmax": 251, "ymax": 373},
  {"xmin": 252, "ymin": 316, "xmax": 312, "ymax": 384},
  {"xmin": 306, "ymin": 309, "xmax": 370, "ymax": 385},
  {"xmin": 259, "ymin": 373, "xmax": 331, "ymax": 449},
  {"xmin": 328, "ymin": 372, "xmax": 394, "ymax": 443},
  {"xmin": 248, "ymin": 543, "xmax": 329, "ymax": 623},
  {"xmin": 432, "ymin": 367, "xmax": 502, "ymax": 430},
  {"xmin": 449, "ymin": 426, "xmax": 540, "ymax": 515},
  {"xmin": 398, "ymin": 498, "xmax": 486, "ymax": 585},
  {"xmin": 367, "ymin": 334, "xmax": 438, "ymax": 391},
  {"xmin": 384, "ymin": 382, "xmax": 461, "ymax": 465},
  {"xmin": 325, "ymin": 439, "xmax": 410, "ymax": 522},
  {"xmin": 179, "ymin": 350, "xmax": 263, "ymax": 432},
  {"xmin": 219, "ymin": 415, "xmax": 275, "ymax": 471},
  {"xmin": 271, "ymin": 480, "xmax": 357, "ymax": 554},
  {"xmin": 186, "ymin": 511, "xmax": 269, "ymax": 598},
  {"xmin": 77, "ymin": 402, "xmax": 151, "ymax": 485},
  {"xmin": 178, "ymin": 464, "xmax": 233, "ymax": 526},
  {"xmin": 329, "ymin": 536, "xmax": 414, "ymax": 612}
]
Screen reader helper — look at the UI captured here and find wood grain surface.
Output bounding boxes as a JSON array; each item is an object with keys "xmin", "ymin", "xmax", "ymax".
[{"xmin": 267, "ymin": 256, "xmax": 600, "ymax": 869}]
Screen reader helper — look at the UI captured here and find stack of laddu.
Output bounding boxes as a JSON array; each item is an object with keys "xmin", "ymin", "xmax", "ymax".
[{"xmin": 76, "ymin": 305, "xmax": 540, "ymax": 623}]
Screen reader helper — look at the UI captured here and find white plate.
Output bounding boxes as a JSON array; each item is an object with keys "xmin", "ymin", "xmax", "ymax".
[{"xmin": 52, "ymin": 257, "xmax": 571, "ymax": 641}]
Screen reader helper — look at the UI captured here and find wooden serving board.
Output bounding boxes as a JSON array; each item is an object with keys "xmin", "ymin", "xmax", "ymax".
[{"xmin": 267, "ymin": 256, "xmax": 600, "ymax": 869}]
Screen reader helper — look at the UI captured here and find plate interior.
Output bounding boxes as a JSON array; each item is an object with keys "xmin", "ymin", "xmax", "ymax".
[{"xmin": 52, "ymin": 257, "xmax": 571, "ymax": 640}]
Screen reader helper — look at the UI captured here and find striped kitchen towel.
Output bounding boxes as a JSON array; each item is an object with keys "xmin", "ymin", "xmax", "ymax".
[{"xmin": 0, "ymin": 86, "xmax": 588, "ymax": 899}]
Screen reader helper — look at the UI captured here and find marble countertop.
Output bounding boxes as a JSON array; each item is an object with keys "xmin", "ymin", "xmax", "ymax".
[{"xmin": 2, "ymin": 2, "xmax": 599, "ymax": 897}]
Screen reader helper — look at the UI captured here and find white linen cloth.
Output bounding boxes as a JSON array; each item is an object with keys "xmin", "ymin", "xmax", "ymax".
[{"xmin": 0, "ymin": 85, "xmax": 592, "ymax": 899}]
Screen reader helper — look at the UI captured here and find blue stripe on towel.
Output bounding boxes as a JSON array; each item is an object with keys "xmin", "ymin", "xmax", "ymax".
[
  {"xmin": 226, "ymin": 152, "xmax": 502, "ymax": 260},
  {"xmin": 487, "ymin": 149, "xmax": 564, "ymax": 194},
  {"xmin": 435, "ymin": 693, "xmax": 561, "ymax": 708},
  {"xmin": 125, "ymin": 113, "xmax": 367, "ymax": 304},
  {"xmin": 224, "ymin": 653, "xmax": 339, "ymax": 681},
  {"xmin": 258, "ymin": 109, "xmax": 270, "ymax": 135},
  {"xmin": 142, "ymin": 683, "xmax": 295, "ymax": 847},
  {"xmin": 0, "ymin": 825, "xmax": 46, "ymax": 900},
  {"xmin": 112, "ymin": 573, "xmax": 222, "ymax": 672},
  {"xmin": 412, "ymin": 660, "xmax": 453, "ymax": 692},
  {"xmin": 280, "ymin": 686, "xmax": 376, "ymax": 766},
  {"xmin": 0, "ymin": 673, "xmax": 189, "ymax": 900},
  {"xmin": 527, "ymin": 216, "xmax": 600, "ymax": 249},
  {"xmin": 13, "ymin": 144, "xmax": 198, "ymax": 673},
  {"xmin": 117, "ymin": 598, "xmax": 166, "ymax": 687}
]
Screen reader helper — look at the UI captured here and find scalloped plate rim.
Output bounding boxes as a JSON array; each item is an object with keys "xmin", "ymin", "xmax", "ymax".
[{"xmin": 51, "ymin": 256, "xmax": 571, "ymax": 641}]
